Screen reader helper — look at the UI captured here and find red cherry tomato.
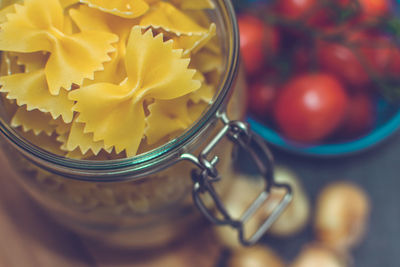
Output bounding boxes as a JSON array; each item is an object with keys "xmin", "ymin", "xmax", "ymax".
[
  {"xmin": 275, "ymin": 0, "xmax": 336, "ymax": 27},
  {"xmin": 248, "ymin": 82, "xmax": 277, "ymax": 119},
  {"xmin": 318, "ymin": 32, "xmax": 398, "ymax": 86},
  {"xmin": 341, "ymin": 93, "xmax": 376, "ymax": 138},
  {"xmin": 355, "ymin": 33, "xmax": 400, "ymax": 79},
  {"xmin": 358, "ymin": 0, "xmax": 389, "ymax": 17},
  {"xmin": 362, "ymin": 34, "xmax": 400, "ymax": 77},
  {"xmin": 335, "ymin": 0, "xmax": 389, "ymax": 17},
  {"xmin": 317, "ymin": 40, "xmax": 370, "ymax": 87},
  {"xmin": 238, "ymin": 14, "xmax": 279, "ymax": 76},
  {"xmin": 359, "ymin": 39, "xmax": 392, "ymax": 77},
  {"xmin": 274, "ymin": 73, "xmax": 349, "ymax": 143},
  {"xmin": 275, "ymin": 0, "xmax": 318, "ymax": 20}
]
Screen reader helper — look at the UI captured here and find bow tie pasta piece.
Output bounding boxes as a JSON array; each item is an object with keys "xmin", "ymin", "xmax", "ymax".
[
  {"xmin": 191, "ymin": 47, "xmax": 223, "ymax": 74},
  {"xmin": 145, "ymin": 97, "xmax": 192, "ymax": 145},
  {"xmin": 188, "ymin": 101, "xmax": 209, "ymax": 122},
  {"xmin": 1, "ymin": 0, "xmax": 65, "ymax": 52},
  {"xmin": 45, "ymin": 31, "xmax": 118, "ymax": 95},
  {"xmin": 59, "ymin": 121, "xmax": 113, "ymax": 156},
  {"xmin": 145, "ymin": 72, "xmax": 215, "ymax": 146},
  {"xmin": 173, "ymin": 23, "xmax": 216, "ymax": 57},
  {"xmin": 0, "ymin": 0, "xmax": 23, "ymax": 21},
  {"xmin": 0, "ymin": 0, "xmax": 118, "ymax": 95},
  {"xmin": 183, "ymin": 10, "xmax": 212, "ymax": 28},
  {"xmin": 70, "ymin": 5, "xmax": 137, "ymax": 84},
  {"xmin": 69, "ymin": 26, "xmax": 201, "ymax": 157},
  {"xmin": 56, "ymin": 128, "xmax": 68, "ymax": 145},
  {"xmin": 66, "ymin": 148, "xmax": 95, "ymax": 160},
  {"xmin": 188, "ymin": 72, "xmax": 215, "ymax": 104},
  {"xmin": 19, "ymin": 130, "xmax": 66, "ymax": 156},
  {"xmin": 11, "ymin": 108, "xmax": 56, "ymax": 136},
  {"xmin": 0, "ymin": 68, "xmax": 75, "ymax": 123},
  {"xmin": 82, "ymin": 38, "xmax": 127, "ymax": 85},
  {"xmin": 50, "ymin": 117, "xmax": 71, "ymax": 137},
  {"xmin": 67, "ymin": 147, "xmax": 120, "ymax": 160},
  {"xmin": 54, "ymin": 119, "xmax": 112, "ymax": 156},
  {"xmin": 203, "ymin": 37, "xmax": 222, "ymax": 56},
  {"xmin": 140, "ymin": 2, "xmax": 207, "ymax": 36},
  {"xmin": 70, "ymin": 5, "xmax": 137, "ymax": 35},
  {"xmin": 169, "ymin": 0, "xmax": 215, "ymax": 10},
  {"xmin": 70, "ymin": 82, "xmax": 146, "ymax": 157},
  {"xmin": 144, "ymin": 72, "xmax": 215, "ymax": 146},
  {"xmin": 79, "ymin": 0, "xmax": 149, "ymax": 18}
]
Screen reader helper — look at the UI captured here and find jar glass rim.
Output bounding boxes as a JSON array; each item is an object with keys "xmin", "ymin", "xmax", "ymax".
[{"xmin": 0, "ymin": 0, "xmax": 240, "ymax": 178}]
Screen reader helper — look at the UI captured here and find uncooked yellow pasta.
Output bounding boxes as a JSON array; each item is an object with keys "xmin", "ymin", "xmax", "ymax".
[
  {"xmin": 69, "ymin": 26, "xmax": 200, "ymax": 156},
  {"xmin": 140, "ymin": 2, "xmax": 207, "ymax": 36},
  {"xmin": 62, "ymin": 120, "xmax": 113, "ymax": 155},
  {"xmin": 174, "ymin": 23, "xmax": 217, "ymax": 57},
  {"xmin": 80, "ymin": 0, "xmax": 149, "ymax": 18},
  {"xmin": 0, "ymin": 0, "xmax": 222, "ymax": 158},
  {"xmin": 0, "ymin": 0, "xmax": 118, "ymax": 95},
  {"xmin": 170, "ymin": 0, "xmax": 215, "ymax": 10},
  {"xmin": 0, "ymin": 69, "xmax": 75, "ymax": 123},
  {"xmin": 145, "ymin": 97, "xmax": 192, "ymax": 145},
  {"xmin": 11, "ymin": 108, "xmax": 56, "ymax": 136}
]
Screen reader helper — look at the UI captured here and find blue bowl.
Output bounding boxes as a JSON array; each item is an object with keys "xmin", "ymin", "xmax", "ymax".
[
  {"xmin": 239, "ymin": 0, "xmax": 400, "ymax": 156},
  {"xmin": 248, "ymin": 97, "xmax": 400, "ymax": 156}
]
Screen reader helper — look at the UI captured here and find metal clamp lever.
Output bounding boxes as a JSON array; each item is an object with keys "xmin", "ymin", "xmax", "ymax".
[{"xmin": 181, "ymin": 112, "xmax": 293, "ymax": 246}]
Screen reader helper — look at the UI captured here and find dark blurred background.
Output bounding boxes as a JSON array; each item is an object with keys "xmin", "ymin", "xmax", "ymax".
[{"xmin": 233, "ymin": 0, "xmax": 400, "ymax": 266}]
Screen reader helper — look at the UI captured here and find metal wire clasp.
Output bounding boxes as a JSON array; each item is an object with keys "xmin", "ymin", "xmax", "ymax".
[{"xmin": 180, "ymin": 112, "xmax": 293, "ymax": 246}]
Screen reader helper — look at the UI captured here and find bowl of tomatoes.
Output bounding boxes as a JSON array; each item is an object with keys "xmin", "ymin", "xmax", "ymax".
[{"xmin": 238, "ymin": 0, "xmax": 400, "ymax": 156}]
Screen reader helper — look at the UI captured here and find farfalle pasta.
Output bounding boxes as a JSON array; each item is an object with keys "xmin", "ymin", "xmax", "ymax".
[
  {"xmin": 11, "ymin": 108, "xmax": 56, "ymax": 136},
  {"xmin": 0, "ymin": 0, "xmax": 222, "ymax": 159},
  {"xmin": 80, "ymin": 0, "xmax": 149, "ymax": 18},
  {"xmin": 0, "ymin": 0, "xmax": 251, "ymax": 249},
  {"xmin": 140, "ymin": 2, "xmax": 208, "ymax": 36},
  {"xmin": 171, "ymin": 0, "xmax": 215, "ymax": 10},
  {"xmin": 0, "ymin": 0, "xmax": 118, "ymax": 95}
]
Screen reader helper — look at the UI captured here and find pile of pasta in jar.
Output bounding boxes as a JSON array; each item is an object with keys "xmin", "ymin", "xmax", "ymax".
[
  {"xmin": 0, "ymin": 0, "xmax": 239, "ymax": 249},
  {"xmin": 0, "ymin": 0, "xmax": 222, "ymax": 159}
]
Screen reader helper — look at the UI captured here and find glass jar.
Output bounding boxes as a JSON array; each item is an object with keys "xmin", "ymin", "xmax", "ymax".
[{"xmin": 0, "ymin": 0, "xmax": 291, "ymax": 249}]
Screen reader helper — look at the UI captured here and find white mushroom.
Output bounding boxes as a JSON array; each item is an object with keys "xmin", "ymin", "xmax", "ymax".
[
  {"xmin": 215, "ymin": 166, "xmax": 310, "ymax": 247},
  {"xmin": 290, "ymin": 243, "xmax": 349, "ymax": 267},
  {"xmin": 315, "ymin": 182, "xmax": 370, "ymax": 251}
]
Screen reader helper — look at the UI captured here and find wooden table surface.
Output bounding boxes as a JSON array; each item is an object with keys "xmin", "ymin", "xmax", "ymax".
[{"xmin": 0, "ymin": 151, "xmax": 222, "ymax": 267}]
